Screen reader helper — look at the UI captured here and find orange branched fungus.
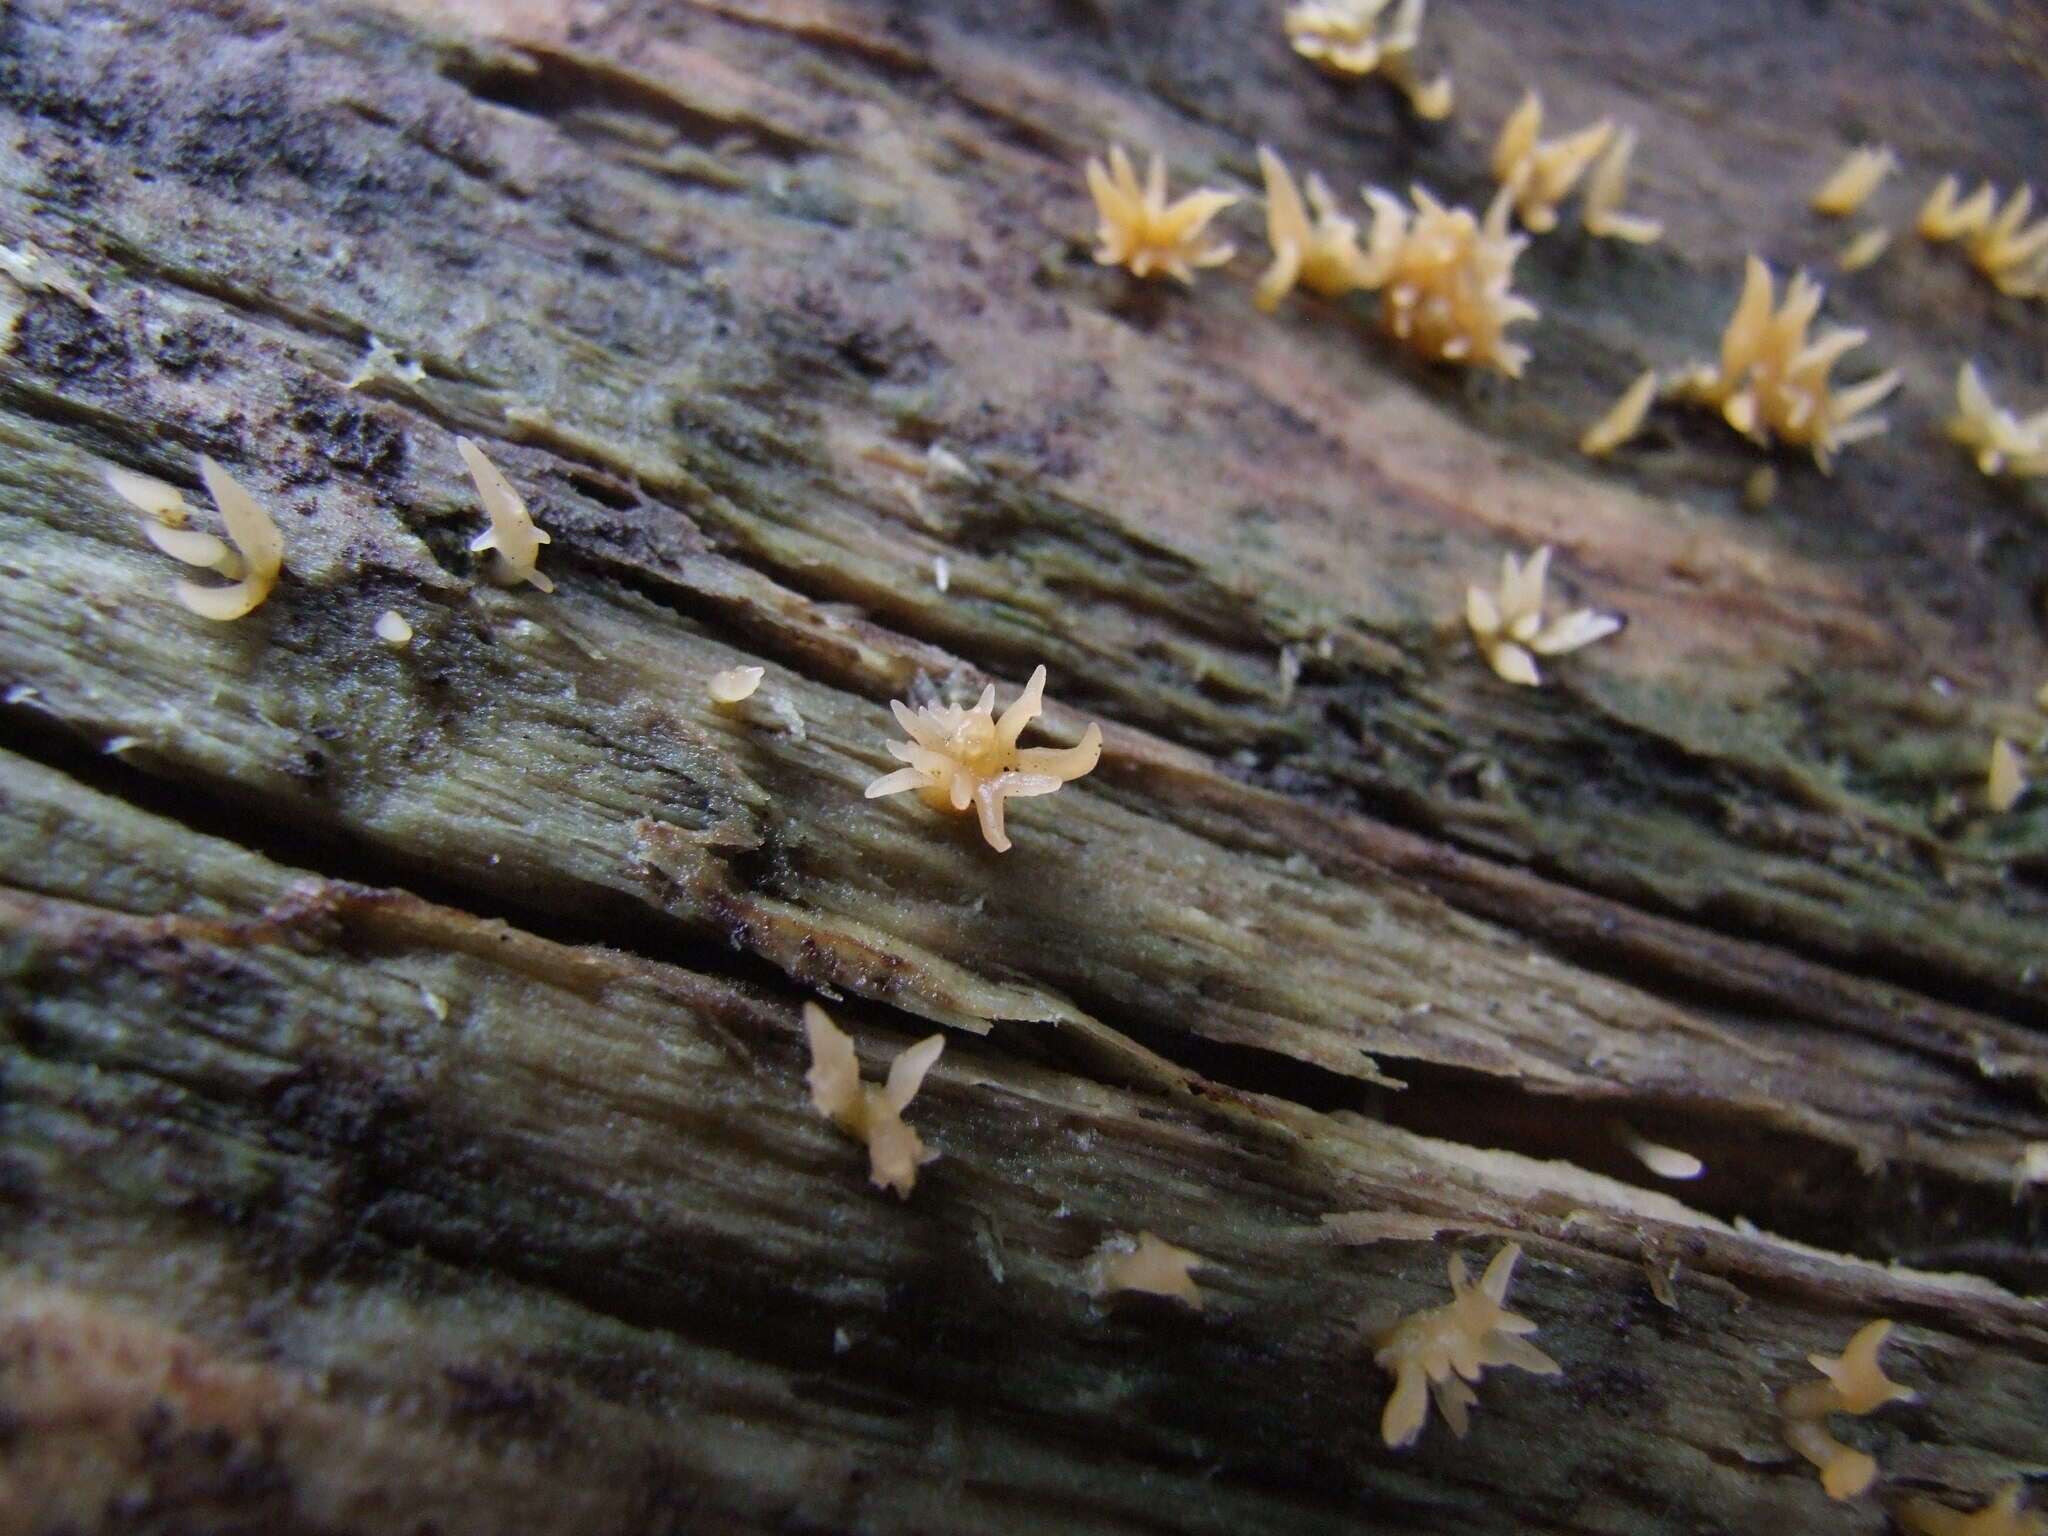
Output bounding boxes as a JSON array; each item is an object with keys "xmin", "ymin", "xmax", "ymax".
[
  {"xmin": 1084, "ymin": 147, "xmax": 1239, "ymax": 284},
  {"xmin": 1088, "ymin": 1231, "xmax": 1207, "ymax": 1308},
  {"xmin": 803, "ymin": 1002, "xmax": 945, "ymax": 1199},
  {"xmin": 1491, "ymin": 90, "xmax": 1615, "ymax": 235},
  {"xmin": 1466, "ymin": 545, "xmax": 1622, "ymax": 687},
  {"xmin": 1669, "ymin": 256, "xmax": 1899, "ymax": 471},
  {"xmin": 1355, "ymin": 184, "xmax": 1539, "ymax": 376},
  {"xmin": 112, "ymin": 457, "xmax": 285, "ymax": 621},
  {"xmin": 1255, "ymin": 146, "xmax": 1372, "ymax": 310},
  {"xmin": 1918, "ymin": 177, "xmax": 2048, "ymax": 296},
  {"xmin": 458, "ymin": 436, "xmax": 553, "ymax": 593},
  {"xmin": 1283, "ymin": 0, "xmax": 1452, "ymax": 118},
  {"xmin": 1374, "ymin": 1244, "xmax": 1560, "ymax": 1448},
  {"xmin": 865, "ymin": 665, "xmax": 1102, "ymax": 852},
  {"xmin": 1779, "ymin": 1318, "xmax": 1916, "ymax": 1500}
]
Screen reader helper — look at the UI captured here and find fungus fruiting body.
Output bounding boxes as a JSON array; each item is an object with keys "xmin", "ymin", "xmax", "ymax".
[
  {"xmin": 1987, "ymin": 737, "xmax": 2027, "ymax": 813},
  {"xmin": 865, "ymin": 665, "xmax": 1102, "ymax": 852},
  {"xmin": 1918, "ymin": 178, "xmax": 2048, "ymax": 296},
  {"xmin": 1838, "ymin": 227, "xmax": 1892, "ymax": 272},
  {"xmin": 1373, "ymin": 1243, "xmax": 1559, "ymax": 1448},
  {"xmin": 1283, "ymin": 0, "xmax": 1451, "ymax": 117},
  {"xmin": 1779, "ymin": 1318, "xmax": 1917, "ymax": 1500},
  {"xmin": 1896, "ymin": 1483, "xmax": 2048, "ymax": 1536},
  {"xmin": 1669, "ymin": 255, "xmax": 1899, "ymax": 471},
  {"xmin": 1466, "ymin": 545, "xmax": 1622, "ymax": 686},
  {"xmin": 114, "ymin": 457, "xmax": 285, "ymax": 621},
  {"xmin": 803, "ymin": 1002, "xmax": 944, "ymax": 1199},
  {"xmin": 1949, "ymin": 362, "xmax": 2048, "ymax": 478},
  {"xmin": 1491, "ymin": 91, "xmax": 1614, "ymax": 235},
  {"xmin": 374, "ymin": 610, "xmax": 414, "ymax": 648},
  {"xmin": 1581, "ymin": 127, "xmax": 1662, "ymax": 244},
  {"xmin": 457, "ymin": 436, "xmax": 553, "ymax": 592},
  {"xmin": 1355, "ymin": 185, "xmax": 1538, "ymax": 376},
  {"xmin": 1812, "ymin": 146, "xmax": 1897, "ymax": 216},
  {"xmin": 708, "ymin": 666, "xmax": 765, "ymax": 704},
  {"xmin": 1087, "ymin": 1231, "xmax": 1207, "ymax": 1308},
  {"xmin": 1580, "ymin": 369, "xmax": 1659, "ymax": 458},
  {"xmin": 1255, "ymin": 146, "xmax": 1371, "ymax": 310},
  {"xmin": 1084, "ymin": 147, "xmax": 1239, "ymax": 284}
]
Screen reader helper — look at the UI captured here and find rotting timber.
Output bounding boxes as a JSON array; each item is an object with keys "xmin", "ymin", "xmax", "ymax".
[{"xmin": 0, "ymin": 1, "xmax": 2044, "ymax": 1532}]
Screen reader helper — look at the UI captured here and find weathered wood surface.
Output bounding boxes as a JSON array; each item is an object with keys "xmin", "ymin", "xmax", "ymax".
[{"xmin": 0, "ymin": 0, "xmax": 2043, "ymax": 1531}]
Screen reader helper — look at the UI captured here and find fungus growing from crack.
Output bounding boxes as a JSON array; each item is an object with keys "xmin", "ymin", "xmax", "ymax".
[
  {"xmin": 1354, "ymin": 184, "xmax": 1539, "ymax": 377},
  {"xmin": 1087, "ymin": 1231, "xmax": 1207, "ymax": 1309},
  {"xmin": 457, "ymin": 436, "xmax": 553, "ymax": 592},
  {"xmin": 1084, "ymin": 146, "xmax": 1239, "ymax": 284},
  {"xmin": 1949, "ymin": 362, "xmax": 2048, "ymax": 478},
  {"xmin": 1779, "ymin": 1318, "xmax": 1917, "ymax": 1500},
  {"xmin": 1812, "ymin": 146, "xmax": 1897, "ymax": 216},
  {"xmin": 865, "ymin": 664, "xmax": 1102, "ymax": 852},
  {"xmin": 1283, "ymin": 0, "xmax": 1451, "ymax": 117},
  {"xmin": 1918, "ymin": 178, "xmax": 2048, "ymax": 296},
  {"xmin": 1581, "ymin": 127, "xmax": 1663, "ymax": 244},
  {"xmin": 1491, "ymin": 90, "xmax": 1615, "ymax": 235},
  {"xmin": 803, "ymin": 1001, "xmax": 944, "ymax": 1199},
  {"xmin": 1668, "ymin": 255, "xmax": 1899, "ymax": 471},
  {"xmin": 1373, "ymin": 1243, "xmax": 1560, "ymax": 1448},
  {"xmin": 1465, "ymin": 545, "xmax": 1622, "ymax": 687},
  {"xmin": 113, "ymin": 457, "xmax": 285, "ymax": 621},
  {"xmin": 1255, "ymin": 145, "xmax": 1371, "ymax": 311},
  {"xmin": 1580, "ymin": 369, "xmax": 1659, "ymax": 458},
  {"xmin": 708, "ymin": 666, "xmax": 765, "ymax": 704},
  {"xmin": 1896, "ymin": 1484, "xmax": 2048, "ymax": 1536}
]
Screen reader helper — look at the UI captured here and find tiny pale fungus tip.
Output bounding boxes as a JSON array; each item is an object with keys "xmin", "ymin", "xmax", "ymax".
[
  {"xmin": 1986, "ymin": 736, "xmax": 2027, "ymax": 813},
  {"xmin": 1087, "ymin": 1231, "xmax": 1207, "ymax": 1309},
  {"xmin": 1373, "ymin": 1243, "xmax": 1560, "ymax": 1449},
  {"xmin": 865, "ymin": 665, "xmax": 1102, "ymax": 852},
  {"xmin": 1084, "ymin": 146, "xmax": 1239, "ymax": 285},
  {"xmin": 1812, "ymin": 145, "xmax": 1897, "ymax": 217},
  {"xmin": 1779, "ymin": 1318, "xmax": 1916, "ymax": 1499},
  {"xmin": 374, "ymin": 610, "xmax": 414, "ymax": 648},
  {"xmin": 104, "ymin": 466, "xmax": 190, "ymax": 526},
  {"xmin": 1581, "ymin": 126, "xmax": 1662, "ymax": 244},
  {"xmin": 457, "ymin": 436, "xmax": 554, "ymax": 593},
  {"xmin": 708, "ymin": 665, "xmax": 765, "ymax": 705},
  {"xmin": 1611, "ymin": 1120, "xmax": 1703, "ymax": 1179},
  {"xmin": 802, "ymin": 1001, "xmax": 944, "ymax": 1199},
  {"xmin": 1466, "ymin": 545, "xmax": 1622, "ymax": 687},
  {"xmin": 1949, "ymin": 363, "xmax": 2048, "ymax": 479},
  {"xmin": 1837, "ymin": 226, "xmax": 1892, "ymax": 272},
  {"xmin": 1579, "ymin": 369, "xmax": 1659, "ymax": 458}
]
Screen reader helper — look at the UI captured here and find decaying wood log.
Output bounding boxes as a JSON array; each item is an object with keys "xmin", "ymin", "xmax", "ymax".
[{"xmin": 0, "ymin": 0, "xmax": 2043, "ymax": 1531}]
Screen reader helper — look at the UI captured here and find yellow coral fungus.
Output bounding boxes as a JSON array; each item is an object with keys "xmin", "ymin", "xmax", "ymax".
[
  {"xmin": 1812, "ymin": 145, "xmax": 1897, "ymax": 217},
  {"xmin": 1491, "ymin": 90, "xmax": 1615, "ymax": 235},
  {"xmin": 1950, "ymin": 362, "xmax": 2048, "ymax": 478},
  {"xmin": 1354, "ymin": 184, "xmax": 1539, "ymax": 376},
  {"xmin": 1373, "ymin": 1243, "xmax": 1559, "ymax": 1448},
  {"xmin": 1987, "ymin": 737, "xmax": 2027, "ymax": 813},
  {"xmin": 1087, "ymin": 1231, "xmax": 1207, "ymax": 1309},
  {"xmin": 1465, "ymin": 545, "xmax": 1622, "ymax": 687},
  {"xmin": 803, "ymin": 1002, "xmax": 945, "ymax": 1199},
  {"xmin": 1084, "ymin": 146, "xmax": 1239, "ymax": 284},
  {"xmin": 1254, "ymin": 145, "xmax": 1371, "ymax": 310},
  {"xmin": 1283, "ymin": 0, "xmax": 1451, "ymax": 117},
  {"xmin": 1779, "ymin": 1318, "xmax": 1917, "ymax": 1500},
  {"xmin": 1579, "ymin": 369, "xmax": 1659, "ymax": 458},
  {"xmin": 864, "ymin": 665, "xmax": 1102, "ymax": 852},
  {"xmin": 1581, "ymin": 126, "xmax": 1662, "ymax": 244},
  {"xmin": 457, "ymin": 436, "xmax": 553, "ymax": 593},
  {"xmin": 1668, "ymin": 255, "xmax": 1899, "ymax": 471},
  {"xmin": 1919, "ymin": 178, "xmax": 2048, "ymax": 296},
  {"xmin": 113, "ymin": 457, "xmax": 284, "ymax": 622},
  {"xmin": 1897, "ymin": 1484, "xmax": 2048, "ymax": 1536}
]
